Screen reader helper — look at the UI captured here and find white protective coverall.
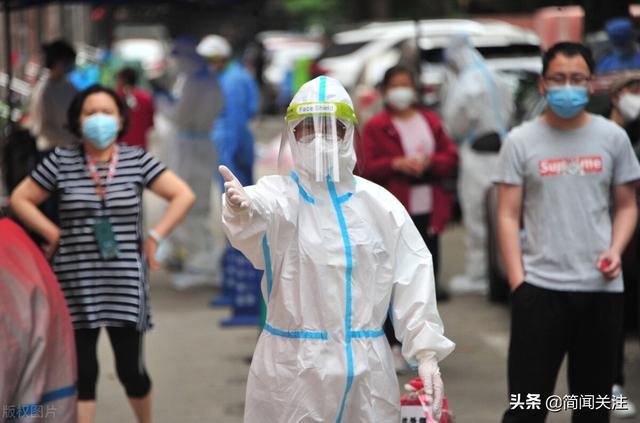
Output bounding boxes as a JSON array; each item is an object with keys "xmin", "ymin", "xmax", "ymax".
[
  {"xmin": 157, "ymin": 36, "xmax": 224, "ymax": 284},
  {"xmin": 0, "ymin": 217, "xmax": 77, "ymax": 422},
  {"xmin": 441, "ymin": 36, "xmax": 514, "ymax": 290},
  {"xmin": 222, "ymin": 76, "xmax": 454, "ymax": 422}
]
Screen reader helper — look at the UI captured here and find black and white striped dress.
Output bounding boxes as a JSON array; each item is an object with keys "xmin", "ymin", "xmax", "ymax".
[{"xmin": 31, "ymin": 144, "xmax": 166, "ymax": 331}]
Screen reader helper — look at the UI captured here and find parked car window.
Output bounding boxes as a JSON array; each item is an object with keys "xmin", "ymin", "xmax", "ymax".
[
  {"xmin": 320, "ymin": 41, "xmax": 369, "ymax": 58},
  {"xmin": 420, "ymin": 44, "xmax": 540, "ymax": 63}
]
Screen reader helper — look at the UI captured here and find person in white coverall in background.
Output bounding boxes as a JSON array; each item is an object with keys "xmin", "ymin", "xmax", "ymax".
[
  {"xmin": 156, "ymin": 35, "xmax": 224, "ymax": 289},
  {"xmin": 441, "ymin": 35, "xmax": 514, "ymax": 294},
  {"xmin": 220, "ymin": 76, "xmax": 454, "ymax": 422}
]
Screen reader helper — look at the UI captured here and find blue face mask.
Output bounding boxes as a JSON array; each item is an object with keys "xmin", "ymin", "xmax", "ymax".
[
  {"xmin": 82, "ymin": 114, "xmax": 119, "ymax": 149},
  {"xmin": 546, "ymin": 86, "xmax": 589, "ymax": 119}
]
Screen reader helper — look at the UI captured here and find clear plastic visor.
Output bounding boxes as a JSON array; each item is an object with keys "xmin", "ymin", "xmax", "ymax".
[{"xmin": 278, "ymin": 102, "xmax": 357, "ymax": 182}]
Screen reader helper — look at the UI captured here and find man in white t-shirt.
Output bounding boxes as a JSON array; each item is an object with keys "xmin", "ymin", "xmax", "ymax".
[{"xmin": 495, "ymin": 42, "xmax": 640, "ymax": 422}]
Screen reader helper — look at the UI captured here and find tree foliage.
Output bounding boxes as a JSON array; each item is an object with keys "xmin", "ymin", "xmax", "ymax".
[{"xmin": 283, "ymin": 0, "xmax": 341, "ymax": 25}]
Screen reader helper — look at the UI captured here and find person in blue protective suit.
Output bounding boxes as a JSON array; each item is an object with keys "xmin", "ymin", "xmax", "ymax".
[
  {"xmin": 155, "ymin": 35, "xmax": 224, "ymax": 289},
  {"xmin": 441, "ymin": 35, "xmax": 514, "ymax": 295},
  {"xmin": 219, "ymin": 76, "xmax": 455, "ymax": 422},
  {"xmin": 197, "ymin": 35, "xmax": 262, "ymax": 308},
  {"xmin": 596, "ymin": 18, "xmax": 640, "ymax": 73},
  {"xmin": 196, "ymin": 34, "xmax": 259, "ymax": 187}
]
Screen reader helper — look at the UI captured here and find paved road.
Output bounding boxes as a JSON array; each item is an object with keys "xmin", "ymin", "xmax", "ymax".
[{"xmin": 91, "ymin": 117, "xmax": 640, "ymax": 422}]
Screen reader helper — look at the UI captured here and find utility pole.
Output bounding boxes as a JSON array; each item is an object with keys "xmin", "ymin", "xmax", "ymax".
[{"xmin": 3, "ymin": 0, "xmax": 13, "ymax": 134}]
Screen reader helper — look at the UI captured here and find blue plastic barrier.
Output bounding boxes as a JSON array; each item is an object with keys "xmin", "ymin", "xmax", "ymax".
[
  {"xmin": 218, "ymin": 246, "xmax": 263, "ymax": 326},
  {"xmin": 209, "ymin": 247, "xmax": 236, "ymax": 307}
]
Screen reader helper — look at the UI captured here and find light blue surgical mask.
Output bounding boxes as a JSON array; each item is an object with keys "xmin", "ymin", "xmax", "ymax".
[
  {"xmin": 546, "ymin": 86, "xmax": 589, "ymax": 119},
  {"xmin": 82, "ymin": 113, "xmax": 119, "ymax": 149}
]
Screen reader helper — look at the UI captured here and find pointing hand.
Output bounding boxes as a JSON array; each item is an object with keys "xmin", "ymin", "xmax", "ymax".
[{"xmin": 219, "ymin": 165, "xmax": 250, "ymax": 211}]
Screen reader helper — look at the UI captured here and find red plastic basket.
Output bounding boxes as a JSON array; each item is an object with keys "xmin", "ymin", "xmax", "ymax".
[{"xmin": 400, "ymin": 378, "xmax": 452, "ymax": 423}]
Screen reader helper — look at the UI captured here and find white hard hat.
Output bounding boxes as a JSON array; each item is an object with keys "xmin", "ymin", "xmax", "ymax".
[{"xmin": 196, "ymin": 34, "xmax": 231, "ymax": 59}]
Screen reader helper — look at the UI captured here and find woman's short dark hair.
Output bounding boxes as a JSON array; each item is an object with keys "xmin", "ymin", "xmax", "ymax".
[
  {"xmin": 67, "ymin": 84, "xmax": 130, "ymax": 139},
  {"xmin": 542, "ymin": 42, "xmax": 595, "ymax": 76},
  {"xmin": 381, "ymin": 64, "xmax": 417, "ymax": 88}
]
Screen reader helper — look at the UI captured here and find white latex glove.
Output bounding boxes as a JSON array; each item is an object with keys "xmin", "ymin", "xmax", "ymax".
[
  {"xmin": 417, "ymin": 350, "xmax": 444, "ymax": 421},
  {"xmin": 219, "ymin": 165, "xmax": 250, "ymax": 211}
]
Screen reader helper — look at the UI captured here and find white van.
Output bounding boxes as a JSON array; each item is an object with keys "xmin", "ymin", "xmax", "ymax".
[{"xmin": 320, "ymin": 19, "xmax": 542, "ymax": 123}]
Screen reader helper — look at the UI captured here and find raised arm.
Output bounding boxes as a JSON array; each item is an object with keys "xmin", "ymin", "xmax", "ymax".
[{"xmin": 219, "ymin": 166, "xmax": 280, "ymax": 269}]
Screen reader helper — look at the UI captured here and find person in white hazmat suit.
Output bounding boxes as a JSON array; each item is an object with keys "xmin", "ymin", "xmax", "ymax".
[
  {"xmin": 441, "ymin": 35, "xmax": 514, "ymax": 294},
  {"xmin": 156, "ymin": 35, "xmax": 224, "ymax": 288},
  {"xmin": 219, "ymin": 76, "xmax": 455, "ymax": 422}
]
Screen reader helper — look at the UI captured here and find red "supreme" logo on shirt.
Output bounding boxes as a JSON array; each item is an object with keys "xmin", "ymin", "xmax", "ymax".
[{"xmin": 538, "ymin": 156, "xmax": 603, "ymax": 176}]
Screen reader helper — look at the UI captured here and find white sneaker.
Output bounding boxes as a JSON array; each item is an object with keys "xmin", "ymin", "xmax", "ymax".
[
  {"xmin": 612, "ymin": 384, "xmax": 637, "ymax": 419},
  {"xmin": 448, "ymin": 274, "xmax": 487, "ymax": 295},
  {"xmin": 391, "ymin": 345, "xmax": 409, "ymax": 374}
]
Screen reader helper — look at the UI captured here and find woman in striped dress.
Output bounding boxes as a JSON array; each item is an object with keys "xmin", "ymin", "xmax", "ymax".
[{"xmin": 10, "ymin": 84, "xmax": 195, "ymax": 423}]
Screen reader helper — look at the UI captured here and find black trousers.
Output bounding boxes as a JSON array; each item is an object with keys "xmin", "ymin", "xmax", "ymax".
[
  {"xmin": 384, "ymin": 213, "xmax": 440, "ymax": 347},
  {"xmin": 614, "ymin": 228, "xmax": 640, "ymax": 386},
  {"xmin": 502, "ymin": 283, "xmax": 623, "ymax": 423},
  {"xmin": 75, "ymin": 326, "xmax": 152, "ymax": 400}
]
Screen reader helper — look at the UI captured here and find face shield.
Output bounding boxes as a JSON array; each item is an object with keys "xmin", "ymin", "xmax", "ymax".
[{"xmin": 278, "ymin": 101, "xmax": 358, "ymax": 183}]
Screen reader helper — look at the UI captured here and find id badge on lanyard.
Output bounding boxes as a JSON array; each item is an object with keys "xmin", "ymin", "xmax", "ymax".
[{"xmin": 87, "ymin": 146, "xmax": 120, "ymax": 260}]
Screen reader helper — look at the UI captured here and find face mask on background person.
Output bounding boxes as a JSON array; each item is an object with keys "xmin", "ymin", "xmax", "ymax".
[
  {"xmin": 546, "ymin": 86, "xmax": 589, "ymax": 119},
  {"xmin": 617, "ymin": 92, "xmax": 640, "ymax": 122},
  {"xmin": 385, "ymin": 87, "xmax": 416, "ymax": 110},
  {"xmin": 82, "ymin": 113, "xmax": 119, "ymax": 149}
]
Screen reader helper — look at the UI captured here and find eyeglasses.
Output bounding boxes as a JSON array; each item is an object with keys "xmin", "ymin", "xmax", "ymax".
[
  {"xmin": 544, "ymin": 73, "xmax": 591, "ymax": 86},
  {"xmin": 293, "ymin": 118, "xmax": 348, "ymax": 141}
]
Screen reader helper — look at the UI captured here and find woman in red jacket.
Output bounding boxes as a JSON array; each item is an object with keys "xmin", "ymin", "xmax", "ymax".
[{"xmin": 359, "ymin": 65, "xmax": 458, "ymax": 370}]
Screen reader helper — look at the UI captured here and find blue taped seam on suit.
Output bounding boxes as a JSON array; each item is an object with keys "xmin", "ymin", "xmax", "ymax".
[
  {"xmin": 327, "ymin": 175, "xmax": 354, "ymax": 423},
  {"xmin": 351, "ymin": 329, "xmax": 384, "ymax": 338},
  {"xmin": 264, "ymin": 323, "xmax": 328, "ymax": 340},
  {"xmin": 319, "ymin": 76, "xmax": 327, "ymax": 102},
  {"xmin": 261, "ymin": 235, "xmax": 273, "ymax": 301},
  {"xmin": 291, "ymin": 171, "xmax": 315, "ymax": 204},
  {"xmin": 10, "ymin": 384, "xmax": 77, "ymax": 421},
  {"xmin": 337, "ymin": 192, "xmax": 352, "ymax": 204},
  {"xmin": 40, "ymin": 384, "xmax": 76, "ymax": 403}
]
